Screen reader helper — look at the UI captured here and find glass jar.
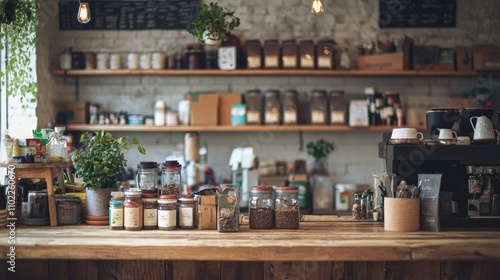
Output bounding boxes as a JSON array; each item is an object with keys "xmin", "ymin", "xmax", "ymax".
[
  {"xmin": 383, "ymin": 90, "xmax": 401, "ymax": 126},
  {"xmin": 282, "ymin": 90, "xmax": 298, "ymax": 125},
  {"xmin": 274, "ymin": 186, "xmax": 300, "ymax": 229},
  {"xmin": 264, "ymin": 90, "xmax": 281, "ymax": 125},
  {"xmin": 124, "ymin": 188, "xmax": 143, "ymax": 231},
  {"xmin": 245, "ymin": 89, "xmax": 263, "ymax": 125},
  {"xmin": 178, "ymin": 195, "xmax": 196, "ymax": 229},
  {"xmin": 60, "ymin": 47, "xmax": 72, "ymax": 70},
  {"xmin": 27, "ymin": 191, "xmax": 49, "ymax": 222},
  {"xmin": 310, "ymin": 90, "xmax": 328, "ymax": 124},
  {"xmin": 329, "ymin": 90, "xmax": 347, "ymax": 125},
  {"xmin": 142, "ymin": 194, "xmax": 158, "ymax": 230},
  {"xmin": 55, "ymin": 195, "xmax": 82, "ymax": 226},
  {"xmin": 249, "ymin": 186, "xmax": 274, "ymax": 229},
  {"xmin": 365, "ymin": 87, "xmax": 383, "ymax": 126},
  {"xmin": 218, "ymin": 184, "xmax": 240, "ymax": 232},
  {"xmin": 352, "ymin": 192, "xmax": 367, "ymax": 220},
  {"xmin": 158, "ymin": 195, "xmax": 177, "ymax": 230},
  {"xmin": 136, "ymin": 162, "xmax": 159, "ymax": 194},
  {"xmin": 161, "ymin": 160, "xmax": 182, "ymax": 198},
  {"xmin": 184, "ymin": 132, "xmax": 199, "ymax": 162},
  {"xmin": 111, "ymin": 191, "xmax": 125, "ymax": 202},
  {"xmin": 109, "ymin": 200, "xmax": 124, "ymax": 230}
]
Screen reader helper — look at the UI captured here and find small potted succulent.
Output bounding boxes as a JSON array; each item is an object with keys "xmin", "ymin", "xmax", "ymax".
[
  {"xmin": 186, "ymin": 2, "xmax": 240, "ymax": 45},
  {"xmin": 72, "ymin": 131, "xmax": 146, "ymax": 218}
]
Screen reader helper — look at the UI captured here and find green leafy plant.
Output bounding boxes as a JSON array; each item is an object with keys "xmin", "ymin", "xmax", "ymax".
[
  {"xmin": 72, "ymin": 131, "xmax": 146, "ymax": 190},
  {"xmin": 186, "ymin": 2, "xmax": 240, "ymax": 44},
  {"xmin": 0, "ymin": 0, "xmax": 38, "ymax": 106},
  {"xmin": 306, "ymin": 139, "xmax": 335, "ymax": 163}
]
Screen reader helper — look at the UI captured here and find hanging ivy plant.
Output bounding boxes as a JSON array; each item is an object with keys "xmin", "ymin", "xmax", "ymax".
[{"xmin": 0, "ymin": 0, "xmax": 38, "ymax": 106}]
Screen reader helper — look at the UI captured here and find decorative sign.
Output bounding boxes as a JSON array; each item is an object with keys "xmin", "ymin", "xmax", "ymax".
[
  {"xmin": 379, "ymin": 0, "xmax": 456, "ymax": 28},
  {"xmin": 59, "ymin": 0, "xmax": 198, "ymax": 30}
]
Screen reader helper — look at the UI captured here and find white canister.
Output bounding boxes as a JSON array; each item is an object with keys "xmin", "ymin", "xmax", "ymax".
[
  {"xmin": 97, "ymin": 53, "xmax": 109, "ymax": 70},
  {"xmin": 140, "ymin": 53, "xmax": 152, "ymax": 70},
  {"xmin": 166, "ymin": 111, "xmax": 179, "ymax": 126},
  {"xmin": 154, "ymin": 100, "xmax": 167, "ymax": 126},
  {"xmin": 152, "ymin": 52, "xmax": 166, "ymax": 70},
  {"xmin": 110, "ymin": 53, "xmax": 122, "ymax": 70},
  {"xmin": 127, "ymin": 52, "xmax": 139, "ymax": 69}
]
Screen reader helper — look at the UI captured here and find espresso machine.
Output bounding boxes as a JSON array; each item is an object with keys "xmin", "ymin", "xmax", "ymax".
[{"xmin": 383, "ymin": 108, "xmax": 500, "ymax": 227}]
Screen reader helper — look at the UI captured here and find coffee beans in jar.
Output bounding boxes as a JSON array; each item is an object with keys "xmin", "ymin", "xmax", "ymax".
[
  {"xmin": 352, "ymin": 193, "xmax": 367, "ymax": 220},
  {"xmin": 124, "ymin": 188, "xmax": 143, "ymax": 230},
  {"xmin": 249, "ymin": 186, "xmax": 274, "ymax": 229},
  {"xmin": 161, "ymin": 161, "xmax": 182, "ymax": 198},
  {"xmin": 55, "ymin": 195, "xmax": 82, "ymax": 226},
  {"xmin": 274, "ymin": 186, "xmax": 300, "ymax": 229},
  {"xmin": 142, "ymin": 194, "xmax": 158, "ymax": 230}
]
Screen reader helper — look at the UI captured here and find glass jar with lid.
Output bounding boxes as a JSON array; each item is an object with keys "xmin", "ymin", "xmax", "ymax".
[
  {"xmin": 136, "ymin": 162, "xmax": 159, "ymax": 194},
  {"xmin": 274, "ymin": 186, "xmax": 300, "ymax": 229},
  {"xmin": 218, "ymin": 184, "xmax": 240, "ymax": 232},
  {"xmin": 329, "ymin": 90, "xmax": 347, "ymax": 125},
  {"xmin": 245, "ymin": 89, "xmax": 263, "ymax": 125},
  {"xmin": 161, "ymin": 160, "xmax": 182, "ymax": 198},
  {"xmin": 109, "ymin": 200, "xmax": 124, "ymax": 230},
  {"xmin": 55, "ymin": 195, "xmax": 82, "ymax": 226},
  {"xmin": 178, "ymin": 194, "xmax": 196, "ymax": 229},
  {"xmin": 249, "ymin": 186, "xmax": 274, "ymax": 229},
  {"xmin": 282, "ymin": 90, "xmax": 298, "ymax": 125},
  {"xmin": 158, "ymin": 195, "xmax": 177, "ymax": 230},
  {"xmin": 352, "ymin": 192, "xmax": 367, "ymax": 220},
  {"xmin": 264, "ymin": 90, "xmax": 281, "ymax": 125},
  {"xmin": 124, "ymin": 188, "xmax": 143, "ymax": 231},
  {"xmin": 142, "ymin": 193, "xmax": 158, "ymax": 230},
  {"xmin": 310, "ymin": 90, "xmax": 328, "ymax": 124}
]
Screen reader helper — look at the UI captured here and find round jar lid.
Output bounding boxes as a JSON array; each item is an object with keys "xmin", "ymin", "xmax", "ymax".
[
  {"xmin": 137, "ymin": 161, "xmax": 158, "ymax": 169},
  {"xmin": 274, "ymin": 186, "xmax": 298, "ymax": 193},
  {"xmin": 55, "ymin": 195, "xmax": 81, "ymax": 203},
  {"xmin": 251, "ymin": 186, "xmax": 273, "ymax": 193},
  {"xmin": 28, "ymin": 191, "xmax": 48, "ymax": 197},
  {"xmin": 142, "ymin": 197, "xmax": 158, "ymax": 202},
  {"xmin": 109, "ymin": 200, "xmax": 124, "ymax": 206},
  {"xmin": 178, "ymin": 194, "xmax": 195, "ymax": 202},
  {"xmin": 142, "ymin": 193, "xmax": 158, "ymax": 198},
  {"xmin": 125, "ymin": 188, "xmax": 142, "ymax": 197},
  {"xmin": 163, "ymin": 160, "xmax": 181, "ymax": 168}
]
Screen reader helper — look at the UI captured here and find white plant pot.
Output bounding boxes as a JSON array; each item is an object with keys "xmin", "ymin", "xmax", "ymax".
[{"xmin": 202, "ymin": 31, "xmax": 221, "ymax": 46}]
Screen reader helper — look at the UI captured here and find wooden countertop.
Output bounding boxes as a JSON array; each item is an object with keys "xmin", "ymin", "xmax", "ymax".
[{"xmin": 1, "ymin": 219, "xmax": 500, "ymax": 261}]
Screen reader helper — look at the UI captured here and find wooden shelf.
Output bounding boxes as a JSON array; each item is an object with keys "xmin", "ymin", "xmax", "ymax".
[
  {"xmin": 65, "ymin": 124, "xmax": 427, "ymax": 132},
  {"xmin": 52, "ymin": 69, "xmax": 482, "ymax": 77}
]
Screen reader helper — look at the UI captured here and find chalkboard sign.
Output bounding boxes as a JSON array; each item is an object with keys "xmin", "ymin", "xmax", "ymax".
[
  {"xmin": 59, "ymin": 0, "xmax": 198, "ymax": 30},
  {"xmin": 379, "ymin": 0, "xmax": 456, "ymax": 28}
]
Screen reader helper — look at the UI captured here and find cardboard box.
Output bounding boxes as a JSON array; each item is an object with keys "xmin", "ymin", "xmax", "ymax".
[
  {"xmin": 455, "ymin": 46, "xmax": 473, "ymax": 72},
  {"xmin": 357, "ymin": 36, "xmax": 413, "ymax": 70},
  {"xmin": 218, "ymin": 92, "xmax": 243, "ymax": 125},
  {"xmin": 414, "ymin": 47, "xmax": 453, "ymax": 71},
  {"xmin": 197, "ymin": 195, "xmax": 217, "ymax": 230},
  {"xmin": 473, "ymin": 52, "xmax": 500, "ymax": 71},
  {"xmin": 185, "ymin": 93, "xmax": 219, "ymax": 126},
  {"xmin": 62, "ymin": 102, "xmax": 90, "ymax": 124}
]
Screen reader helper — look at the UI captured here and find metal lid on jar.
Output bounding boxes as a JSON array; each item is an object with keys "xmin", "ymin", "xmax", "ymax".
[
  {"xmin": 125, "ymin": 188, "xmax": 142, "ymax": 197},
  {"xmin": 55, "ymin": 195, "xmax": 81, "ymax": 203},
  {"xmin": 251, "ymin": 186, "xmax": 273, "ymax": 194},
  {"xmin": 111, "ymin": 191, "xmax": 125, "ymax": 199},
  {"xmin": 162, "ymin": 160, "xmax": 181, "ymax": 168},
  {"xmin": 178, "ymin": 194, "xmax": 195, "ymax": 202},
  {"xmin": 137, "ymin": 161, "xmax": 158, "ymax": 169},
  {"xmin": 28, "ymin": 190, "xmax": 48, "ymax": 197},
  {"xmin": 142, "ymin": 193, "xmax": 158, "ymax": 198},
  {"xmin": 158, "ymin": 195, "xmax": 177, "ymax": 204},
  {"xmin": 274, "ymin": 186, "xmax": 298, "ymax": 193}
]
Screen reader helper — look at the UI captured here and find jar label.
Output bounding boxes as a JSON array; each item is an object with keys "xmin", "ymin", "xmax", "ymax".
[
  {"xmin": 158, "ymin": 209, "xmax": 176, "ymax": 228},
  {"xmin": 143, "ymin": 208, "xmax": 158, "ymax": 226},
  {"xmin": 124, "ymin": 207, "xmax": 142, "ymax": 228},
  {"xmin": 317, "ymin": 56, "xmax": 332, "ymax": 68},
  {"xmin": 265, "ymin": 112, "xmax": 279, "ymax": 124},
  {"xmin": 282, "ymin": 56, "xmax": 297, "ymax": 68},
  {"xmin": 247, "ymin": 111, "xmax": 261, "ymax": 123},
  {"xmin": 179, "ymin": 207, "xmax": 194, "ymax": 227},
  {"xmin": 311, "ymin": 110, "xmax": 325, "ymax": 124},
  {"xmin": 300, "ymin": 56, "xmax": 314, "ymax": 68},
  {"xmin": 110, "ymin": 208, "xmax": 123, "ymax": 227},
  {"xmin": 330, "ymin": 111, "xmax": 345, "ymax": 124},
  {"xmin": 265, "ymin": 55, "xmax": 279, "ymax": 68},
  {"xmin": 284, "ymin": 110, "xmax": 297, "ymax": 124}
]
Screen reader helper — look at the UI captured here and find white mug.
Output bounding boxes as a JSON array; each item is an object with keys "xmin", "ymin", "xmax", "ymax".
[
  {"xmin": 152, "ymin": 52, "xmax": 165, "ymax": 70},
  {"xmin": 438, "ymin": 128, "xmax": 457, "ymax": 140},
  {"xmin": 110, "ymin": 53, "xmax": 122, "ymax": 70},
  {"xmin": 127, "ymin": 53, "xmax": 139, "ymax": 69},
  {"xmin": 391, "ymin": 128, "xmax": 423, "ymax": 140},
  {"xmin": 97, "ymin": 53, "xmax": 109, "ymax": 70},
  {"xmin": 140, "ymin": 53, "xmax": 152, "ymax": 69},
  {"xmin": 470, "ymin": 116, "xmax": 495, "ymax": 140}
]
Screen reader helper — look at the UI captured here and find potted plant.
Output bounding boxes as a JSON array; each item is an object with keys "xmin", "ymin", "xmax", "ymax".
[
  {"xmin": 0, "ymin": 0, "xmax": 38, "ymax": 106},
  {"xmin": 186, "ymin": 2, "xmax": 240, "ymax": 45},
  {"xmin": 306, "ymin": 139, "xmax": 334, "ymax": 175},
  {"xmin": 72, "ymin": 131, "xmax": 146, "ymax": 217}
]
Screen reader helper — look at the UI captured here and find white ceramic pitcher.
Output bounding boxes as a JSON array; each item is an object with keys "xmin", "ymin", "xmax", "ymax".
[{"xmin": 470, "ymin": 116, "xmax": 499, "ymax": 140}]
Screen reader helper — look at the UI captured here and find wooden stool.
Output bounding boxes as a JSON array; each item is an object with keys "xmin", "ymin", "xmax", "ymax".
[{"xmin": 1, "ymin": 162, "xmax": 71, "ymax": 227}]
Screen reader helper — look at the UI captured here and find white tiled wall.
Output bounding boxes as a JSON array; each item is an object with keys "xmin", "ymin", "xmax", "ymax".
[{"xmin": 35, "ymin": 0, "xmax": 500, "ymax": 185}]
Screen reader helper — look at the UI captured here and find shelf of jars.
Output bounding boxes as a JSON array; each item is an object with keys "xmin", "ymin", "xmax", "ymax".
[
  {"xmin": 52, "ymin": 69, "xmax": 481, "ymax": 77},
  {"xmin": 65, "ymin": 124, "xmax": 427, "ymax": 132}
]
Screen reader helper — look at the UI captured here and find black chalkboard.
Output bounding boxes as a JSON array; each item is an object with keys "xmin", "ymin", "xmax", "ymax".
[
  {"xmin": 379, "ymin": 0, "xmax": 456, "ymax": 28},
  {"xmin": 59, "ymin": 0, "xmax": 198, "ymax": 30}
]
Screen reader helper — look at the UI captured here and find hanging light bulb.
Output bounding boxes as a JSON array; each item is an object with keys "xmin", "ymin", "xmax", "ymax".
[
  {"xmin": 77, "ymin": 1, "xmax": 91, "ymax": 24},
  {"xmin": 311, "ymin": 0, "xmax": 324, "ymax": 16}
]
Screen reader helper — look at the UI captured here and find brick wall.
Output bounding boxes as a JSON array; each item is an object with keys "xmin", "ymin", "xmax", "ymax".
[{"xmin": 35, "ymin": 0, "xmax": 500, "ymax": 184}]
